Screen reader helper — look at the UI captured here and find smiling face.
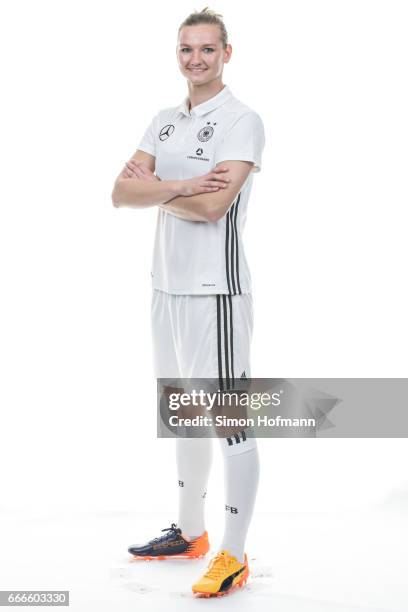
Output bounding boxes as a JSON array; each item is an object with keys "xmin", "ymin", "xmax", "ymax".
[{"xmin": 177, "ymin": 24, "xmax": 231, "ymax": 86}]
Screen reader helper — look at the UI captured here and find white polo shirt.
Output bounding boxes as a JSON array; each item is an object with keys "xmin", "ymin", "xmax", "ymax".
[{"xmin": 137, "ymin": 85, "xmax": 265, "ymax": 295}]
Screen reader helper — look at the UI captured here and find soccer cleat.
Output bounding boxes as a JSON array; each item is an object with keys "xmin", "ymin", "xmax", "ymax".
[
  {"xmin": 192, "ymin": 549, "xmax": 249, "ymax": 597},
  {"xmin": 128, "ymin": 523, "xmax": 209, "ymax": 560}
]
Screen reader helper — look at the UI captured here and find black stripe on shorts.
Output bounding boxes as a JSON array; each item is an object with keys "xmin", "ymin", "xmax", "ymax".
[{"xmin": 216, "ymin": 294, "xmax": 235, "ymax": 390}]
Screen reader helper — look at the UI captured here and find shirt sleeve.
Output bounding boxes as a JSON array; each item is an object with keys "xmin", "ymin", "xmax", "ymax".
[
  {"xmin": 137, "ymin": 113, "xmax": 159, "ymax": 157},
  {"xmin": 214, "ymin": 111, "xmax": 265, "ymax": 173}
]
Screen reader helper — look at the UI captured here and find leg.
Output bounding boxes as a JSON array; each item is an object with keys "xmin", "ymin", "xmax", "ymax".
[
  {"xmin": 192, "ymin": 293, "xmax": 259, "ymax": 596},
  {"xmin": 128, "ymin": 290, "xmax": 211, "ymax": 559},
  {"xmin": 218, "ymin": 435, "xmax": 260, "ymax": 563},
  {"xmin": 154, "ymin": 291, "xmax": 214, "ymax": 540},
  {"xmin": 216, "ymin": 293, "xmax": 259, "ymax": 562},
  {"xmin": 176, "ymin": 437, "xmax": 213, "ymax": 538}
]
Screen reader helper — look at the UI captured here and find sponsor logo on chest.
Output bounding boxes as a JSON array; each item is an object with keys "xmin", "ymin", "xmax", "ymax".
[{"xmin": 158, "ymin": 120, "xmax": 219, "ymax": 162}]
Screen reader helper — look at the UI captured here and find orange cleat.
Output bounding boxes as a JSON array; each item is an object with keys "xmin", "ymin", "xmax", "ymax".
[{"xmin": 192, "ymin": 550, "xmax": 249, "ymax": 597}]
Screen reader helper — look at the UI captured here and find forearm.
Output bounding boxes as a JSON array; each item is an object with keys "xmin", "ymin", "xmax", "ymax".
[
  {"xmin": 112, "ymin": 177, "xmax": 181, "ymax": 209},
  {"xmin": 158, "ymin": 194, "xmax": 224, "ymax": 223}
]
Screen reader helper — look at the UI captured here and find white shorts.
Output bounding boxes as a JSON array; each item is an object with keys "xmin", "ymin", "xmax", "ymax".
[{"xmin": 151, "ymin": 289, "xmax": 253, "ymax": 386}]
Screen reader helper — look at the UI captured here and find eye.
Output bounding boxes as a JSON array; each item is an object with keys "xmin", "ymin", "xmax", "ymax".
[
  {"xmin": 203, "ymin": 48, "xmax": 215, "ymax": 53},
  {"xmin": 181, "ymin": 48, "xmax": 191, "ymax": 53}
]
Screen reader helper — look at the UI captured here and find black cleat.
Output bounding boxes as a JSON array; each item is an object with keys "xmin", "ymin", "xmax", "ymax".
[{"xmin": 128, "ymin": 522, "xmax": 210, "ymax": 560}]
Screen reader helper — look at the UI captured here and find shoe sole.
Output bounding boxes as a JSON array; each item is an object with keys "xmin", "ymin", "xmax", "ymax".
[
  {"xmin": 192, "ymin": 566, "xmax": 249, "ymax": 597},
  {"xmin": 130, "ymin": 552, "xmax": 208, "ymax": 560}
]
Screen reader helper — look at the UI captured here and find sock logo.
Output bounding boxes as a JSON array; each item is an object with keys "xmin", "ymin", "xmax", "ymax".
[
  {"xmin": 202, "ymin": 491, "xmax": 207, "ymax": 499},
  {"xmin": 225, "ymin": 505, "xmax": 238, "ymax": 514},
  {"xmin": 178, "ymin": 480, "xmax": 184, "ymax": 487},
  {"xmin": 226, "ymin": 430, "xmax": 247, "ymax": 446}
]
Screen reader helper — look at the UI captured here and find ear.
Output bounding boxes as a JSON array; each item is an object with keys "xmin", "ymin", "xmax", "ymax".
[{"xmin": 224, "ymin": 44, "xmax": 232, "ymax": 63}]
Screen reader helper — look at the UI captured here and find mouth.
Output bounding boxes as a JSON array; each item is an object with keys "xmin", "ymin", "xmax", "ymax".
[{"xmin": 188, "ymin": 67, "xmax": 207, "ymax": 72}]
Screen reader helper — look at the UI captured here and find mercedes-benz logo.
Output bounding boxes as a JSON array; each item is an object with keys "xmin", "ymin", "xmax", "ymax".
[
  {"xmin": 197, "ymin": 125, "xmax": 214, "ymax": 142},
  {"xmin": 159, "ymin": 124, "xmax": 175, "ymax": 141}
]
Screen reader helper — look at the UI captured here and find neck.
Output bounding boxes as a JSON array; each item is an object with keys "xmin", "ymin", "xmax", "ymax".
[{"xmin": 187, "ymin": 80, "xmax": 225, "ymax": 112}]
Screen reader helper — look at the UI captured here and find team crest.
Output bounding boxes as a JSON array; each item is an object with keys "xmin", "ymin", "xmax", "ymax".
[{"xmin": 197, "ymin": 125, "xmax": 214, "ymax": 142}]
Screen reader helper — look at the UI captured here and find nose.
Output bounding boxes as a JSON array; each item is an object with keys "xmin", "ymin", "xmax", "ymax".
[{"xmin": 189, "ymin": 50, "xmax": 204, "ymax": 66}]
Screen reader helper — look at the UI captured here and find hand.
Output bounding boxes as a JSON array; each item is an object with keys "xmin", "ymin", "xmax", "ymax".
[
  {"xmin": 178, "ymin": 166, "xmax": 231, "ymax": 197},
  {"xmin": 124, "ymin": 159, "xmax": 159, "ymax": 182}
]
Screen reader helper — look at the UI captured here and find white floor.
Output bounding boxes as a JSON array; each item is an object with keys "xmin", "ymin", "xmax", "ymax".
[{"xmin": 0, "ymin": 507, "xmax": 407, "ymax": 611}]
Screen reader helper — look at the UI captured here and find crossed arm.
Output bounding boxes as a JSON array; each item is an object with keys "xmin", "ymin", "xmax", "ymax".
[{"xmin": 111, "ymin": 150, "xmax": 254, "ymax": 222}]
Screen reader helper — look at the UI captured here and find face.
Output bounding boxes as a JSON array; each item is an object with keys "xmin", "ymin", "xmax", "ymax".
[{"xmin": 177, "ymin": 24, "xmax": 232, "ymax": 85}]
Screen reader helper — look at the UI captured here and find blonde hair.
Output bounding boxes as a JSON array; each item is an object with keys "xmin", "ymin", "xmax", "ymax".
[{"xmin": 178, "ymin": 7, "xmax": 228, "ymax": 49}]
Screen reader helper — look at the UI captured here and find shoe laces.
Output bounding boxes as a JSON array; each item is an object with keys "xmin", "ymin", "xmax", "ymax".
[
  {"xmin": 151, "ymin": 523, "xmax": 181, "ymax": 543},
  {"xmin": 204, "ymin": 551, "xmax": 234, "ymax": 579}
]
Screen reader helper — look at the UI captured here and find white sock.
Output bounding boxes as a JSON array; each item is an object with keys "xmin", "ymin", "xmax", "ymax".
[
  {"xmin": 219, "ymin": 432, "xmax": 260, "ymax": 563},
  {"xmin": 176, "ymin": 437, "xmax": 213, "ymax": 539}
]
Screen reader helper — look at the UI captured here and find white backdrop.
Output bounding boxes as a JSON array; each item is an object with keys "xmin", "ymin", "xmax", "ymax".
[{"xmin": 1, "ymin": 0, "xmax": 407, "ymax": 521}]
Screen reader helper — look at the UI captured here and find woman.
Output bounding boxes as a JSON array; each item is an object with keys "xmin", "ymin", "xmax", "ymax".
[{"xmin": 112, "ymin": 7, "xmax": 265, "ymax": 598}]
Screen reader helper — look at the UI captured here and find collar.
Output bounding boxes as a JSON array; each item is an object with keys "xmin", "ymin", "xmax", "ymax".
[{"xmin": 177, "ymin": 85, "xmax": 233, "ymax": 118}]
